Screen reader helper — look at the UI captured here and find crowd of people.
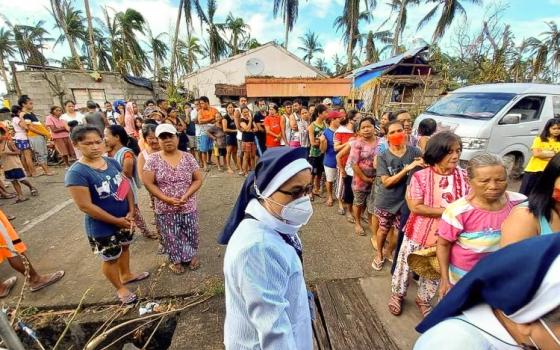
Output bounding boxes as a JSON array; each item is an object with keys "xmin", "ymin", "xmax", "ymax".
[
  {"xmin": 216, "ymin": 98, "xmax": 560, "ymax": 349},
  {"xmin": 0, "ymin": 91, "xmax": 558, "ymax": 349}
]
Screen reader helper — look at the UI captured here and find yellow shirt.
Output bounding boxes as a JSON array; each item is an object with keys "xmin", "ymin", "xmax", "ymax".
[{"xmin": 524, "ymin": 137, "xmax": 560, "ymax": 172}]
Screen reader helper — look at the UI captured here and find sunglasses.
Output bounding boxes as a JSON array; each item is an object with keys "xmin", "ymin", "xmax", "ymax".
[{"xmin": 277, "ymin": 184, "xmax": 314, "ymax": 199}]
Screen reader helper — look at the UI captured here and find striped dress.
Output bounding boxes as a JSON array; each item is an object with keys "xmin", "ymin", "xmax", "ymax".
[{"xmin": 438, "ymin": 191, "xmax": 527, "ymax": 284}]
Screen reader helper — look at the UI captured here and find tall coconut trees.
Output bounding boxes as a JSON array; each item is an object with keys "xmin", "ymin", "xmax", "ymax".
[
  {"xmin": 419, "ymin": 0, "xmax": 482, "ymax": 42},
  {"xmin": 223, "ymin": 13, "xmax": 250, "ymax": 56},
  {"xmin": 0, "ymin": 28, "xmax": 16, "ymax": 89},
  {"xmin": 273, "ymin": 0, "xmax": 300, "ymax": 49},
  {"xmin": 335, "ymin": 0, "xmax": 376, "ymax": 71},
  {"xmin": 195, "ymin": 0, "xmax": 227, "ymax": 63},
  {"xmin": 298, "ymin": 30, "xmax": 324, "ymax": 63},
  {"xmin": 50, "ymin": 0, "xmax": 84, "ymax": 69},
  {"xmin": 146, "ymin": 28, "xmax": 168, "ymax": 81}
]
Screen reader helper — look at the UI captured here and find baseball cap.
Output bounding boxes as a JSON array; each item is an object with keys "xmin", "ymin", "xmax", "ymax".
[
  {"xmin": 326, "ymin": 110, "xmax": 342, "ymax": 119},
  {"xmin": 155, "ymin": 123, "xmax": 177, "ymax": 137},
  {"xmin": 323, "ymin": 98, "xmax": 333, "ymax": 106}
]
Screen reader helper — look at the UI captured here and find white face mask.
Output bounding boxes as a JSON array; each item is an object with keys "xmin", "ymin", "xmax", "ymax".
[{"xmin": 265, "ymin": 195, "xmax": 314, "ymax": 226}]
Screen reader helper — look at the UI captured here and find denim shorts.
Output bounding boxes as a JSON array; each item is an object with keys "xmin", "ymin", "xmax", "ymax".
[{"xmin": 197, "ymin": 135, "xmax": 213, "ymax": 152}]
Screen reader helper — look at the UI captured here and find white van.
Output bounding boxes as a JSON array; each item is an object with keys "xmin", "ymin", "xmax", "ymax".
[{"xmin": 414, "ymin": 83, "xmax": 560, "ymax": 177}]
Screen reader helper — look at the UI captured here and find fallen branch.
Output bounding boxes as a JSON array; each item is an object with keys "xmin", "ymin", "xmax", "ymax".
[
  {"xmin": 52, "ymin": 288, "xmax": 90, "ymax": 350},
  {"xmin": 85, "ymin": 294, "xmax": 211, "ymax": 350}
]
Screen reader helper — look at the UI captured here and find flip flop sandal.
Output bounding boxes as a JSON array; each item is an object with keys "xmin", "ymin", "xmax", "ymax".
[
  {"xmin": 337, "ymin": 208, "xmax": 345, "ymax": 215},
  {"xmin": 355, "ymin": 226, "xmax": 366, "ymax": 236},
  {"xmin": 123, "ymin": 271, "xmax": 150, "ymax": 285},
  {"xmin": 346, "ymin": 215, "xmax": 356, "ymax": 223},
  {"xmin": 30, "ymin": 189, "xmax": 39, "ymax": 196},
  {"xmin": 169, "ymin": 263, "xmax": 185, "ymax": 275},
  {"xmin": 118, "ymin": 292, "xmax": 138, "ymax": 305},
  {"xmin": 371, "ymin": 258, "xmax": 385, "ymax": 271},
  {"xmin": 0, "ymin": 277, "xmax": 17, "ymax": 298},
  {"xmin": 15, "ymin": 197, "xmax": 29, "ymax": 204},
  {"xmin": 0, "ymin": 193, "xmax": 16, "ymax": 199},
  {"xmin": 188, "ymin": 260, "xmax": 201, "ymax": 271},
  {"xmin": 415, "ymin": 297, "xmax": 433, "ymax": 317},
  {"xmin": 388, "ymin": 294, "xmax": 404, "ymax": 316},
  {"xmin": 30, "ymin": 270, "xmax": 65, "ymax": 292},
  {"xmin": 7, "ymin": 215, "xmax": 15, "ymax": 221}
]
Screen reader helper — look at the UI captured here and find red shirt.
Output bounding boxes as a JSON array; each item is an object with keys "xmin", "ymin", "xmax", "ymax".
[
  {"xmin": 264, "ymin": 115, "xmax": 282, "ymax": 148},
  {"xmin": 335, "ymin": 127, "xmax": 354, "ymax": 167}
]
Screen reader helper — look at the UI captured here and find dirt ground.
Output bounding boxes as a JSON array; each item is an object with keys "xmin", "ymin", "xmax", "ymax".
[{"xmin": 0, "ymin": 165, "xmax": 522, "ymax": 349}]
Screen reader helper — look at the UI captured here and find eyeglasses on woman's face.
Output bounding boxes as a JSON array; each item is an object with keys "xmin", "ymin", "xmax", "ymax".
[{"xmin": 277, "ymin": 183, "xmax": 313, "ymax": 199}]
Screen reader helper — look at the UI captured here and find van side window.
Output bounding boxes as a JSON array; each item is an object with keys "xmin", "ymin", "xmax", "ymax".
[
  {"xmin": 553, "ymin": 96, "xmax": 560, "ymax": 118},
  {"xmin": 506, "ymin": 96, "xmax": 546, "ymax": 123}
]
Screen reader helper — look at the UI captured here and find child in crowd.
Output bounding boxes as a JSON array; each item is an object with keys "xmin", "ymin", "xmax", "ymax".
[
  {"xmin": 177, "ymin": 121, "xmax": 189, "ymax": 152},
  {"xmin": 0, "ymin": 128, "xmax": 38, "ymax": 202},
  {"xmin": 416, "ymin": 118, "xmax": 437, "ymax": 152},
  {"xmin": 206, "ymin": 115, "xmax": 227, "ymax": 171}
]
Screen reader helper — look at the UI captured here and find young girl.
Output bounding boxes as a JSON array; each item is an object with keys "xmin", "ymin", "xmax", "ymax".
[
  {"xmin": 308, "ymin": 104, "xmax": 328, "ymax": 200},
  {"xmin": 65, "ymin": 125, "xmax": 149, "ymax": 304},
  {"xmin": 416, "ymin": 118, "xmax": 437, "ymax": 152},
  {"xmin": 0, "ymin": 128, "xmax": 38, "ymax": 202},
  {"xmin": 206, "ymin": 115, "xmax": 227, "ymax": 171},
  {"xmin": 520, "ymin": 118, "xmax": 560, "ymax": 195}
]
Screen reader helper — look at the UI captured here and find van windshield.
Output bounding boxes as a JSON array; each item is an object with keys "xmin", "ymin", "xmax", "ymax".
[{"xmin": 426, "ymin": 92, "xmax": 516, "ymax": 119}]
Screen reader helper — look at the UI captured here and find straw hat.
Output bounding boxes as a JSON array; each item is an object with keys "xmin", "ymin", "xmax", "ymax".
[{"xmin": 408, "ymin": 246, "xmax": 441, "ymax": 280}]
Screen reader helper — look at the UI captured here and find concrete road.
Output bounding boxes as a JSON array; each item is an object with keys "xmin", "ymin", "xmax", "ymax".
[{"xmin": 0, "ymin": 165, "xmax": 523, "ymax": 348}]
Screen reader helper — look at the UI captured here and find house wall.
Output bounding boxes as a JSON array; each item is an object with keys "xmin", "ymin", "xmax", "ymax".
[
  {"xmin": 9, "ymin": 70, "xmax": 158, "ymax": 118},
  {"xmin": 182, "ymin": 45, "xmax": 322, "ymax": 106}
]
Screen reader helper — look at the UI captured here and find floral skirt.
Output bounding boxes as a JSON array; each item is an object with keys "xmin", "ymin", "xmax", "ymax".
[{"xmin": 155, "ymin": 211, "xmax": 199, "ymax": 264}]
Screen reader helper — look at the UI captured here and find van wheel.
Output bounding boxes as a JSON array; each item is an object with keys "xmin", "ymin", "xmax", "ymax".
[{"xmin": 503, "ymin": 154, "xmax": 523, "ymax": 180}]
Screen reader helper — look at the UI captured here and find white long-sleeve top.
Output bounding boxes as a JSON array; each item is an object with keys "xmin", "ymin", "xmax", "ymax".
[{"xmin": 223, "ymin": 200, "xmax": 312, "ymax": 350}]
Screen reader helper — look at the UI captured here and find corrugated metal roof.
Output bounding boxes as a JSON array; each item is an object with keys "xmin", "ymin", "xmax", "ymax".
[
  {"xmin": 246, "ymin": 77, "xmax": 351, "ymax": 97},
  {"xmin": 349, "ymin": 45, "xmax": 429, "ymax": 78}
]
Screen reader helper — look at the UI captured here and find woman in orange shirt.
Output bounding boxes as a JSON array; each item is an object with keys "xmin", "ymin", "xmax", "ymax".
[{"xmin": 264, "ymin": 104, "xmax": 284, "ymax": 148}]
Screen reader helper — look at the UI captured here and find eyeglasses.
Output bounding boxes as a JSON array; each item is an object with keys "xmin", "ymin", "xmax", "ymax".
[{"xmin": 277, "ymin": 184, "xmax": 314, "ymax": 199}]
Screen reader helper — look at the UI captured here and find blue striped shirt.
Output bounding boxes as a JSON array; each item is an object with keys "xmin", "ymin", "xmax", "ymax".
[{"xmin": 223, "ymin": 217, "xmax": 312, "ymax": 349}]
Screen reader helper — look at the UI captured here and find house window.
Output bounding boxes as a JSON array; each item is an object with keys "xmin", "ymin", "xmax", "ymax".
[{"xmin": 71, "ymin": 89, "xmax": 107, "ymax": 108}]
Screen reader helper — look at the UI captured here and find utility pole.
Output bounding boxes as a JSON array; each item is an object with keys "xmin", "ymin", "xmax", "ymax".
[{"xmin": 84, "ymin": 0, "xmax": 97, "ymax": 71}]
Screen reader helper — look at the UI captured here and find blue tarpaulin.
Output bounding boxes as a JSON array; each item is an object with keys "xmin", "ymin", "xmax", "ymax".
[{"xmin": 350, "ymin": 45, "xmax": 429, "ymax": 89}]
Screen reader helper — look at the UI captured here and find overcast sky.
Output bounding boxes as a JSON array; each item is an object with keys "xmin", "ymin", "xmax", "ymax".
[{"xmin": 1, "ymin": 0, "xmax": 559, "ymax": 94}]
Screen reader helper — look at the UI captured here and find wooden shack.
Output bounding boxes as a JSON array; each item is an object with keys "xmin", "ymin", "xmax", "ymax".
[{"xmin": 348, "ymin": 46, "xmax": 444, "ymax": 117}]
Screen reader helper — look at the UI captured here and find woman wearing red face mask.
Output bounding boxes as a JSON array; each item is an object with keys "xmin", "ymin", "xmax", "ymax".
[
  {"xmin": 502, "ymin": 153, "xmax": 560, "ymax": 247},
  {"xmin": 372, "ymin": 120, "xmax": 424, "ymax": 273}
]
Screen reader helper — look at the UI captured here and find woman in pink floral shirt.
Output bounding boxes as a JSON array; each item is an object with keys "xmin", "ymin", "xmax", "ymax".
[
  {"xmin": 348, "ymin": 117, "xmax": 378, "ymax": 236},
  {"xmin": 143, "ymin": 124, "xmax": 203, "ymax": 274}
]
